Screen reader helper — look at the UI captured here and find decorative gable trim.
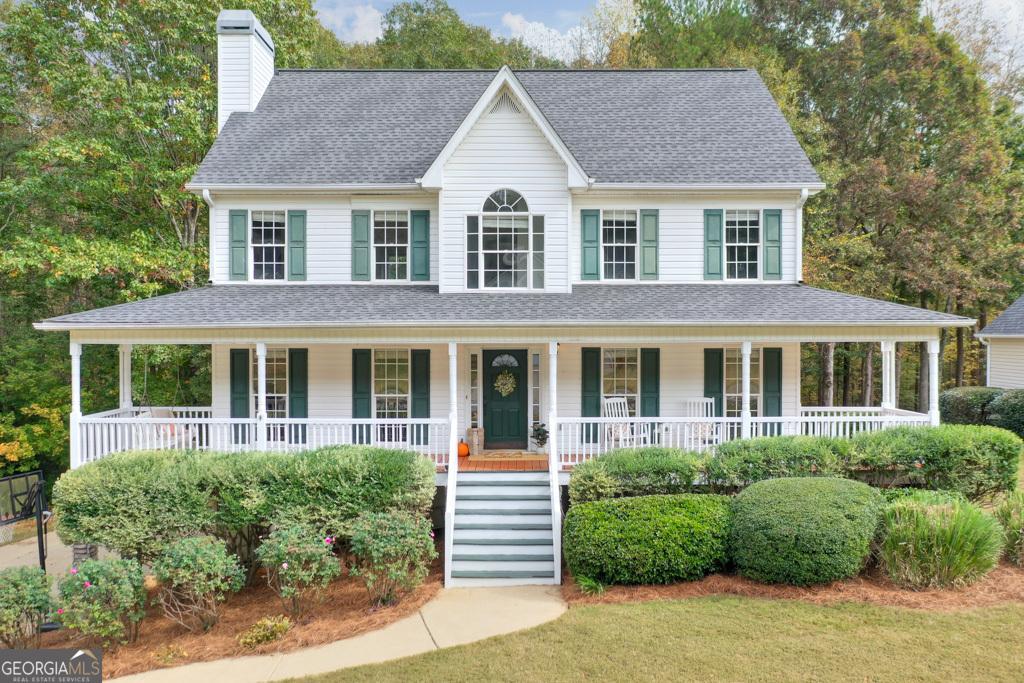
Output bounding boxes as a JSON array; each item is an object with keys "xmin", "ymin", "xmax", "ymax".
[{"xmin": 418, "ymin": 66, "xmax": 591, "ymax": 190}]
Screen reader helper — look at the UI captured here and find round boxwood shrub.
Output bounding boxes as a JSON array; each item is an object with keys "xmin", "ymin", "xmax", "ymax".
[
  {"xmin": 563, "ymin": 494, "xmax": 731, "ymax": 585},
  {"xmin": 706, "ymin": 436, "xmax": 847, "ymax": 492},
  {"xmin": 567, "ymin": 447, "xmax": 703, "ymax": 505},
  {"xmin": 939, "ymin": 386, "xmax": 1004, "ymax": 426},
  {"xmin": 729, "ymin": 477, "xmax": 883, "ymax": 586},
  {"xmin": 878, "ymin": 497, "xmax": 1004, "ymax": 589},
  {"xmin": 989, "ymin": 389, "xmax": 1024, "ymax": 439}
]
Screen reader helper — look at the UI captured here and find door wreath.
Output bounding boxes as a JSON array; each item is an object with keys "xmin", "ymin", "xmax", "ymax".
[{"xmin": 494, "ymin": 369, "xmax": 517, "ymax": 397}]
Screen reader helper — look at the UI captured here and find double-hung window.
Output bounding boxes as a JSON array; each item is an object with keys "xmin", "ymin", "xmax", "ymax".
[
  {"xmin": 252, "ymin": 348, "xmax": 288, "ymax": 440},
  {"xmin": 725, "ymin": 209, "xmax": 760, "ymax": 280},
  {"xmin": 601, "ymin": 210, "xmax": 638, "ymax": 280},
  {"xmin": 251, "ymin": 210, "xmax": 286, "ymax": 280},
  {"xmin": 374, "ymin": 349, "xmax": 409, "ymax": 442},
  {"xmin": 467, "ymin": 189, "xmax": 544, "ymax": 289},
  {"xmin": 373, "ymin": 210, "xmax": 409, "ymax": 281},
  {"xmin": 602, "ymin": 348, "xmax": 639, "ymax": 416},
  {"xmin": 724, "ymin": 348, "xmax": 761, "ymax": 417}
]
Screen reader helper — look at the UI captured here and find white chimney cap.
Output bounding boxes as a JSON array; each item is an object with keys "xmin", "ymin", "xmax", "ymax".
[{"xmin": 216, "ymin": 9, "xmax": 274, "ymax": 52}]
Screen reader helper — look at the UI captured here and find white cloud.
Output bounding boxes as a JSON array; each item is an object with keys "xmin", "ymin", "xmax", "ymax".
[
  {"xmin": 316, "ymin": 1, "xmax": 383, "ymax": 43},
  {"xmin": 501, "ymin": 11, "xmax": 595, "ymax": 63}
]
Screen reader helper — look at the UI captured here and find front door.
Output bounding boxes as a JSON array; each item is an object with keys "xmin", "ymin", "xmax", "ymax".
[{"xmin": 483, "ymin": 350, "xmax": 528, "ymax": 450}]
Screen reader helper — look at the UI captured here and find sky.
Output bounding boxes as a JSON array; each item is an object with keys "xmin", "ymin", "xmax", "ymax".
[{"xmin": 313, "ymin": 0, "xmax": 1024, "ymax": 61}]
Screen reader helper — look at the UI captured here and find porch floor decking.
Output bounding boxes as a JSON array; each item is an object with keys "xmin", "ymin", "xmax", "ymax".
[{"xmin": 453, "ymin": 456, "xmax": 548, "ymax": 472}]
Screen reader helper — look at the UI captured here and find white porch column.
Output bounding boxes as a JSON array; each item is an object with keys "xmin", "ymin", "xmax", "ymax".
[
  {"xmin": 880, "ymin": 341, "xmax": 893, "ymax": 409},
  {"xmin": 928, "ymin": 338, "xmax": 941, "ymax": 426},
  {"xmin": 740, "ymin": 341, "xmax": 752, "ymax": 439},
  {"xmin": 547, "ymin": 340, "xmax": 561, "ymax": 584},
  {"xmin": 547, "ymin": 341, "xmax": 558, "ymax": 457},
  {"xmin": 448, "ymin": 342, "xmax": 458, "ymax": 460},
  {"xmin": 255, "ymin": 342, "xmax": 267, "ymax": 451},
  {"xmin": 70, "ymin": 342, "xmax": 82, "ymax": 469},
  {"xmin": 118, "ymin": 344, "xmax": 133, "ymax": 411}
]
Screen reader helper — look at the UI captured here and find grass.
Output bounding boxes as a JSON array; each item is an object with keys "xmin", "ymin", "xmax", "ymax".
[{"xmin": 298, "ymin": 597, "xmax": 1024, "ymax": 683}]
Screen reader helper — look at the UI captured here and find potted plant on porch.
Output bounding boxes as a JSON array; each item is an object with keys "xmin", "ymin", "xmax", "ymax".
[{"xmin": 531, "ymin": 423, "xmax": 549, "ymax": 455}]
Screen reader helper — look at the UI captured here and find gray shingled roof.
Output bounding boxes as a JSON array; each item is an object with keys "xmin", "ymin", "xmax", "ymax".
[
  {"xmin": 189, "ymin": 69, "xmax": 822, "ymax": 187},
  {"xmin": 979, "ymin": 294, "xmax": 1024, "ymax": 336},
  {"xmin": 38, "ymin": 284, "xmax": 969, "ymax": 329}
]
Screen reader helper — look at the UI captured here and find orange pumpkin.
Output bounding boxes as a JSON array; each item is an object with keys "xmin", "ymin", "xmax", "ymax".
[{"xmin": 458, "ymin": 440, "xmax": 470, "ymax": 457}]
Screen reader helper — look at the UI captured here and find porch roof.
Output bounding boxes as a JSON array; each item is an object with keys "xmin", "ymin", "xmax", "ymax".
[{"xmin": 36, "ymin": 284, "xmax": 972, "ymax": 330}]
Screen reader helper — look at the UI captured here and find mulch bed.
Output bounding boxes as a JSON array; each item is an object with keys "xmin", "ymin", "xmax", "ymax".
[
  {"xmin": 41, "ymin": 556, "xmax": 443, "ymax": 679},
  {"xmin": 563, "ymin": 562, "xmax": 1024, "ymax": 611}
]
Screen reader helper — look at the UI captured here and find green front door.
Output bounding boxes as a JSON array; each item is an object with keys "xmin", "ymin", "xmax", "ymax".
[{"xmin": 483, "ymin": 350, "xmax": 528, "ymax": 450}]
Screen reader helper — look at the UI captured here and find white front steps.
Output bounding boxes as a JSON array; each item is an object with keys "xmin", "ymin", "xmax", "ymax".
[{"xmin": 449, "ymin": 470, "xmax": 557, "ymax": 585}]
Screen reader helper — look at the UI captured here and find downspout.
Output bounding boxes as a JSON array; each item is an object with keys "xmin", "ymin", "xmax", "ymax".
[
  {"xmin": 202, "ymin": 189, "xmax": 216, "ymax": 284},
  {"xmin": 796, "ymin": 188, "xmax": 809, "ymax": 283}
]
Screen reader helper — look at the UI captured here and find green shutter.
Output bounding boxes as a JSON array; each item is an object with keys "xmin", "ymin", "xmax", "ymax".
[
  {"xmin": 703, "ymin": 348, "xmax": 724, "ymax": 418},
  {"xmin": 410, "ymin": 349, "xmax": 430, "ymax": 445},
  {"xmin": 639, "ymin": 209, "xmax": 659, "ymax": 280},
  {"xmin": 763, "ymin": 209, "xmax": 781, "ymax": 280},
  {"xmin": 704, "ymin": 209, "xmax": 723, "ymax": 280},
  {"xmin": 410, "ymin": 210, "xmax": 430, "ymax": 281},
  {"xmin": 287, "ymin": 210, "xmax": 307, "ymax": 281},
  {"xmin": 230, "ymin": 348, "xmax": 250, "ymax": 445},
  {"xmin": 288, "ymin": 348, "xmax": 308, "ymax": 444},
  {"xmin": 229, "ymin": 210, "xmax": 248, "ymax": 281},
  {"xmin": 762, "ymin": 347, "xmax": 783, "ymax": 417},
  {"xmin": 351, "ymin": 210, "xmax": 371, "ymax": 281},
  {"xmin": 581, "ymin": 210, "xmax": 600, "ymax": 280},
  {"xmin": 640, "ymin": 348, "xmax": 660, "ymax": 417},
  {"xmin": 352, "ymin": 349, "xmax": 371, "ymax": 443},
  {"xmin": 581, "ymin": 347, "xmax": 601, "ymax": 443}
]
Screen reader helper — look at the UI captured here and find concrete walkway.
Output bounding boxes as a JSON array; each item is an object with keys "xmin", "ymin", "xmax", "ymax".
[
  {"xmin": 0, "ymin": 531, "xmax": 107, "ymax": 575},
  {"xmin": 114, "ymin": 585, "xmax": 566, "ymax": 682}
]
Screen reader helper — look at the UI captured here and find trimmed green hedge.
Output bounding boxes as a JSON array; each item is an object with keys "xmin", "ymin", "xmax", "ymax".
[
  {"xmin": 53, "ymin": 447, "xmax": 435, "ymax": 563},
  {"xmin": 940, "ymin": 387, "xmax": 1004, "ymax": 426},
  {"xmin": 990, "ymin": 390, "xmax": 1024, "ymax": 439},
  {"xmin": 568, "ymin": 447, "xmax": 702, "ymax": 504},
  {"xmin": 848, "ymin": 425, "xmax": 1021, "ymax": 499},
  {"xmin": 563, "ymin": 494, "xmax": 731, "ymax": 585},
  {"xmin": 729, "ymin": 477, "xmax": 883, "ymax": 586},
  {"xmin": 706, "ymin": 436, "xmax": 847, "ymax": 492}
]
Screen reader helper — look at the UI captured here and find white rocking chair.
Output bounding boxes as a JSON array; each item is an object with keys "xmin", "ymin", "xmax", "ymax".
[
  {"xmin": 602, "ymin": 397, "xmax": 649, "ymax": 449},
  {"xmin": 682, "ymin": 397, "xmax": 718, "ymax": 447},
  {"xmin": 132, "ymin": 407, "xmax": 194, "ymax": 450}
]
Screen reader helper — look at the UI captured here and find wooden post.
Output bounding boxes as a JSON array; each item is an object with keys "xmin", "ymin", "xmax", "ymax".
[
  {"xmin": 255, "ymin": 342, "xmax": 267, "ymax": 451},
  {"xmin": 70, "ymin": 342, "xmax": 82, "ymax": 469},
  {"xmin": 740, "ymin": 342, "xmax": 752, "ymax": 439}
]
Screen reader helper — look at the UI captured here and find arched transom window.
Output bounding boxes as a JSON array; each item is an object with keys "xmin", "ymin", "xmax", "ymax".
[
  {"xmin": 482, "ymin": 189, "xmax": 528, "ymax": 213},
  {"xmin": 467, "ymin": 189, "xmax": 544, "ymax": 289}
]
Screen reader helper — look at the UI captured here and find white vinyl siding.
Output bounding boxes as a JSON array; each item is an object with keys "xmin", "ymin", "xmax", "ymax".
[
  {"xmin": 572, "ymin": 195, "xmax": 800, "ymax": 284},
  {"xmin": 440, "ymin": 90, "xmax": 570, "ymax": 292},
  {"xmin": 988, "ymin": 339, "xmax": 1024, "ymax": 389},
  {"xmin": 209, "ymin": 195, "xmax": 438, "ymax": 284}
]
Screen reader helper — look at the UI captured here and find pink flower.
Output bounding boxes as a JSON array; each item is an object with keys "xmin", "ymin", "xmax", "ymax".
[
  {"xmin": 83, "ymin": 581, "xmax": 91, "ymax": 588},
  {"xmin": 70, "ymin": 567, "xmax": 78, "ymax": 575},
  {"xmin": 57, "ymin": 608, "xmax": 64, "ymax": 615},
  {"xmin": 281, "ymin": 562, "xmax": 289, "ymax": 570},
  {"xmin": 429, "ymin": 531, "xmax": 435, "ymax": 539},
  {"xmin": 324, "ymin": 536, "xmax": 334, "ymax": 546}
]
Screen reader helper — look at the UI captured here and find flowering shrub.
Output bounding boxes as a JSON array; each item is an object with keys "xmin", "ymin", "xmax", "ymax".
[
  {"xmin": 237, "ymin": 615, "xmax": 291, "ymax": 650},
  {"xmin": 0, "ymin": 566, "xmax": 52, "ymax": 649},
  {"xmin": 349, "ymin": 511, "xmax": 437, "ymax": 606},
  {"xmin": 57, "ymin": 558, "xmax": 146, "ymax": 645},
  {"xmin": 153, "ymin": 536, "xmax": 243, "ymax": 631},
  {"xmin": 255, "ymin": 524, "xmax": 342, "ymax": 615}
]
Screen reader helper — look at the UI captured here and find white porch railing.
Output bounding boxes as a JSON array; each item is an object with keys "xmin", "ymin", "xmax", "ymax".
[
  {"xmin": 554, "ymin": 407, "xmax": 931, "ymax": 467},
  {"xmin": 75, "ymin": 407, "xmax": 450, "ymax": 468}
]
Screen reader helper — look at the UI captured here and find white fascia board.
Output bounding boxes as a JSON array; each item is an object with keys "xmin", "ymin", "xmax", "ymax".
[
  {"xmin": 975, "ymin": 333, "xmax": 1024, "ymax": 339},
  {"xmin": 584, "ymin": 182, "xmax": 827, "ymax": 192},
  {"xmin": 184, "ymin": 183, "xmax": 423, "ymax": 193},
  {"xmin": 419, "ymin": 66, "xmax": 591, "ymax": 190}
]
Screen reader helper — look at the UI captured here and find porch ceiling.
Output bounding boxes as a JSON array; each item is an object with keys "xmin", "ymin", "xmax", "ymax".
[{"xmin": 36, "ymin": 283, "xmax": 971, "ymax": 332}]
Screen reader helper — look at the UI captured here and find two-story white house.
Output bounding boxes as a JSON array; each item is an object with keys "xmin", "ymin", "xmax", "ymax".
[{"xmin": 37, "ymin": 11, "xmax": 972, "ymax": 586}]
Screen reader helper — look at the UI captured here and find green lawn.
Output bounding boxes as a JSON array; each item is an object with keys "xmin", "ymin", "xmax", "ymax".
[{"xmin": 300, "ymin": 597, "xmax": 1024, "ymax": 682}]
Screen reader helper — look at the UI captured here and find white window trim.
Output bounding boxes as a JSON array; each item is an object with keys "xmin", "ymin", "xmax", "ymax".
[
  {"xmin": 723, "ymin": 346, "xmax": 763, "ymax": 418},
  {"xmin": 250, "ymin": 346, "xmax": 289, "ymax": 419},
  {"xmin": 600, "ymin": 346, "xmax": 642, "ymax": 417},
  {"xmin": 465, "ymin": 212, "xmax": 544, "ymax": 291},
  {"xmin": 249, "ymin": 209, "xmax": 288, "ymax": 283},
  {"xmin": 599, "ymin": 209, "xmax": 641, "ymax": 282},
  {"xmin": 724, "ymin": 208, "xmax": 762, "ymax": 282},
  {"xmin": 372, "ymin": 348, "xmax": 411, "ymax": 421},
  {"xmin": 371, "ymin": 209, "xmax": 411, "ymax": 283}
]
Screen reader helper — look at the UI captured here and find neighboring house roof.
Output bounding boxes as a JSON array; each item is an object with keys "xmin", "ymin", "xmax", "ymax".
[
  {"xmin": 37, "ymin": 284, "xmax": 970, "ymax": 330},
  {"xmin": 978, "ymin": 294, "xmax": 1024, "ymax": 337},
  {"xmin": 188, "ymin": 69, "xmax": 823, "ymax": 189}
]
